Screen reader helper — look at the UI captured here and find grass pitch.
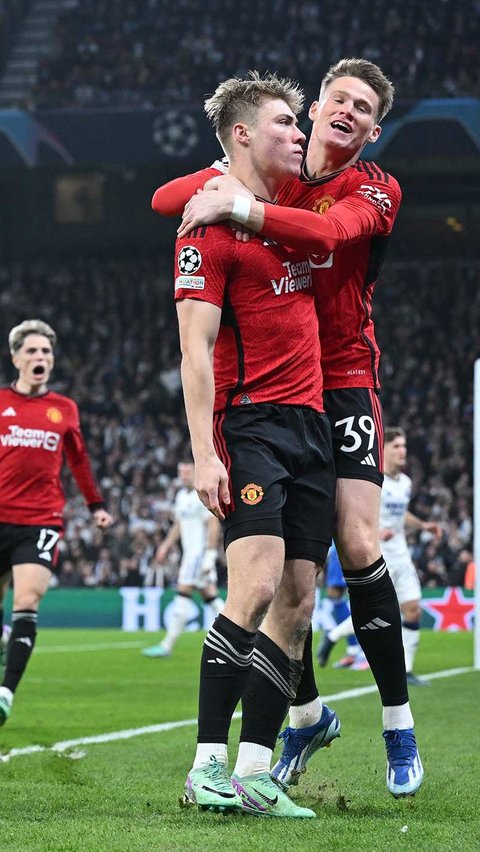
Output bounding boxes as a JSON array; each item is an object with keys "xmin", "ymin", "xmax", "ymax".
[{"xmin": 0, "ymin": 629, "xmax": 478, "ymax": 851}]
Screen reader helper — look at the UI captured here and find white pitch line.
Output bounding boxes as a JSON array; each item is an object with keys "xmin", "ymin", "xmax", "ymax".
[
  {"xmin": 0, "ymin": 665, "xmax": 475, "ymax": 763},
  {"xmin": 35, "ymin": 641, "xmax": 146, "ymax": 654}
]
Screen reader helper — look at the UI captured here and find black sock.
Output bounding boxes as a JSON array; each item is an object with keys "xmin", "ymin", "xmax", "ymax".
[
  {"xmin": 291, "ymin": 624, "xmax": 319, "ymax": 706},
  {"xmin": 3, "ymin": 610, "xmax": 38, "ymax": 693},
  {"xmin": 344, "ymin": 558, "xmax": 408, "ymax": 706},
  {"xmin": 240, "ymin": 631, "xmax": 303, "ymax": 750},
  {"xmin": 197, "ymin": 613, "xmax": 255, "ymax": 743}
]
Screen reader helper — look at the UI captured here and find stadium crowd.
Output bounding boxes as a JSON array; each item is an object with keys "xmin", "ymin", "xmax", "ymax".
[
  {"xmin": 0, "ymin": 0, "xmax": 29, "ymax": 76},
  {"xmin": 0, "ymin": 256, "xmax": 475, "ymax": 590},
  {"xmin": 31, "ymin": 0, "xmax": 479, "ymax": 109}
]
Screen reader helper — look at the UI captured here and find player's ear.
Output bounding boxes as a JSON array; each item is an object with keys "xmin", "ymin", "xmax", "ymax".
[
  {"xmin": 368, "ymin": 123, "xmax": 382, "ymax": 144},
  {"xmin": 308, "ymin": 101, "xmax": 318, "ymax": 122},
  {"xmin": 11, "ymin": 353, "xmax": 19, "ymax": 370},
  {"xmin": 232, "ymin": 122, "xmax": 250, "ymax": 146}
]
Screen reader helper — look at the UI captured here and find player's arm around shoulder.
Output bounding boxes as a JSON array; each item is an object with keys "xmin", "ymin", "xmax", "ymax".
[
  {"xmin": 151, "ymin": 158, "xmax": 229, "ymax": 216},
  {"xmin": 244, "ymin": 167, "xmax": 402, "ymax": 253}
]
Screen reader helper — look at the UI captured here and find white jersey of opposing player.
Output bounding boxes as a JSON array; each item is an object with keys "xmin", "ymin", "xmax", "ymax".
[
  {"xmin": 174, "ymin": 486, "xmax": 210, "ymax": 558},
  {"xmin": 380, "ymin": 472, "xmax": 412, "ymax": 561}
]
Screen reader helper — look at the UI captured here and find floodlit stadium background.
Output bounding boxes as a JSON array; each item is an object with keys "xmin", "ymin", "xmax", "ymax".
[{"xmin": 0, "ymin": 2, "xmax": 477, "ymax": 636}]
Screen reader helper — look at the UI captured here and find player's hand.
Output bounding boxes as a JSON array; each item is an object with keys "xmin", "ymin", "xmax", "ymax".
[
  {"xmin": 228, "ymin": 221, "xmax": 255, "ymax": 243},
  {"xmin": 204, "ymin": 176, "xmax": 255, "ymax": 241},
  {"xmin": 379, "ymin": 527, "xmax": 395, "ymax": 541},
  {"xmin": 178, "ymin": 190, "xmax": 235, "ymax": 238},
  {"xmin": 194, "ymin": 455, "xmax": 230, "ymax": 520},
  {"xmin": 203, "ymin": 175, "xmax": 253, "ymax": 196},
  {"xmin": 93, "ymin": 509, "xmax": 114, "ymax": 529},
  {"xmin": 423, "ymin": 521, "xmax": 443, "ymax": 539}
]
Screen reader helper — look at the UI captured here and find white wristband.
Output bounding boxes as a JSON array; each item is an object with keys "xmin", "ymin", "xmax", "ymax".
[{"xmin": 231, "ymin": 194, "xmax": 251, "ymax": 225}]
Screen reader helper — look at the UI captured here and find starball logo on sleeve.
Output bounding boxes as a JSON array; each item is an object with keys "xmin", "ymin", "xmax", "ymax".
[{"xmin": 175, "ymin": 245, "xmax": 205, "ymax": 290}]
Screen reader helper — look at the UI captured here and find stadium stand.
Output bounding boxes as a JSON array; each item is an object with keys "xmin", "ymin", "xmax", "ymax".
[
  {"xmin": 0, "ymin": 257, "xmax": 475, "ymax": 588},
  {"xmin": 0, "ymin": 0, "xmax": 30, "ymax": 76},
  {"xmin": 29, "ymin": 0, "xmax": 480, "ymax": 109}
]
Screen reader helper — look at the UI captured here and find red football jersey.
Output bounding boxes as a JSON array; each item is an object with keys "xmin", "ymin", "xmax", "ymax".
[
  {"xmin": 174, "ymin": 224, "xmax": 323, "ymax": 412},
  {"xmin": 272, "ymin": 160, "xmax": 402, "ymax": 390},
  {"xmin": 154, "ymin": 158, "xmax": 401, "ymax": 391},
  {"xmin": 0, "ymin": 386, "xmax": 104, "ymax": 526}
]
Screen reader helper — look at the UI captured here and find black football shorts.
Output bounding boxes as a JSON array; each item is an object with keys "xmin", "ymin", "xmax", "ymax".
[
  {"xmin": 323, "ymin": 387, "xmax": 384, "ymax": 486},
  {"xmin": 0, "ymin": 523, "xmax": 63, "ymax": 577},
  {"xmin": 213, "ymin": 403, "xmax": 336, "ymax": 565}
]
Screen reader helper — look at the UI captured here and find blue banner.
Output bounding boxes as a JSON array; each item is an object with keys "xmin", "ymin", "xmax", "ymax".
[{"xmin": 0, "ymin": 99, "xmax": 478, "ymax": 170}]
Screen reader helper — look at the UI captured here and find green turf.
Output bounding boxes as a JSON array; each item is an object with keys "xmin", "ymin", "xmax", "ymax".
[{"xmin": 0, "ymin": 630, "xmax": 478, "ymax": 851}]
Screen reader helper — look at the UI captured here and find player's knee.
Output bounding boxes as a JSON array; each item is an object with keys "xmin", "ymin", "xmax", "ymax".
[
  {"xmin": 336, "ymin": 530, "xmax": 379, "ymax": 569},
  {"xmin": 251, "ymin": 576, "xmax": 278, "ymax": 613},
  {"xmin": 227, "ymin": 576, "xmax": 277, "ymax": 628},
  {"xmin": 13, "ymin": 591, "xmax": 42, "ymax": 611}
]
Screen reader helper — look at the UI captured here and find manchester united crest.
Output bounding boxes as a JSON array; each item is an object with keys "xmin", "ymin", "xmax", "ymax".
[
  {"xmin": 312, "ymin": 195, "xmax": 335, "ymax": 215},
  {"xmin": 46, "ymin": 407, "xmax": 62, "ymax": 423},
  {"xmin": 240, "ymin": 483, "xmax": 264, "ymax": 505}
]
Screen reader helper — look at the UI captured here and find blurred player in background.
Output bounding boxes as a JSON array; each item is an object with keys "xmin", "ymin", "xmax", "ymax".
[
  {"xmin": 142, "ymin": 460, "xmax": 223, "ymax": 658},
  {"xmin": 379, "ymin": 427, "xmax": 442, "ymax": 685},
  {"xmin": 156, "ymin": 58, "xmax": 423, "ymax": 798},
  {"xmin": 0, "ymin": 319, "xmax": 113, "ymax": 725}
]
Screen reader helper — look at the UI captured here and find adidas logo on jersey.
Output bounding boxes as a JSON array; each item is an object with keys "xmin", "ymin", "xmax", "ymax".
[
  {"xmin": 360, "ymin": 453, "xmax": 376, "ymax": 466},
  {"xmin": 1, "ymin": 407, "xmax": 16, "ymax": 417}
]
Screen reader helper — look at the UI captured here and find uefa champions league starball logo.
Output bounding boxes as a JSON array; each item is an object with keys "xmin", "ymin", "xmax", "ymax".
[
  {"xmin": 152, "ymin": 110, "xmax": 199, "ymax": 157},
  {"xmin": 178, "ymin": 246, "xmax": 202, "ymax": 274}
]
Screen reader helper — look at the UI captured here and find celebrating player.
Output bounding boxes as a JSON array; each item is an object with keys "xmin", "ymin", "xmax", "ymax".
[
  {"xmin": 142, "ymin": 460, "xmax": 223, "ymax": 658},
  {"xmin": 152, "ymin": 58, "xmax": 423, "ymax": 799},
  {"xmin": 0, "ymin": 319, "xmax": 113, "ymax": 725},
  {"xmin": 173, "ymin": 72, "xmax": 337, "ymax": 818}
]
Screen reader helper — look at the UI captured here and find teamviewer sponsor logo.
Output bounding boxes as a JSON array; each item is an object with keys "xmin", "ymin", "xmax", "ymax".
[
  {"xmin": 271, "ymin": 260, "xmax": 312, "ymax": 295},
  {"xmin": 0, "ymin": 426, "xmax": 60, "ymax": 451}
]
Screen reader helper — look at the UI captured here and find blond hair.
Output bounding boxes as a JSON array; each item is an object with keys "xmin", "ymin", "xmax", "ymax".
[
  {"xmin": 204, "ymin": 70, "xmax": 304, "ymax": 155},
  {"xmin": 9, "ymin": 319, "xmax": 57, "ymax": 355},
  {"xmin": 320, "ymin": 58, "xmax": 394, "ymax": 122}
]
